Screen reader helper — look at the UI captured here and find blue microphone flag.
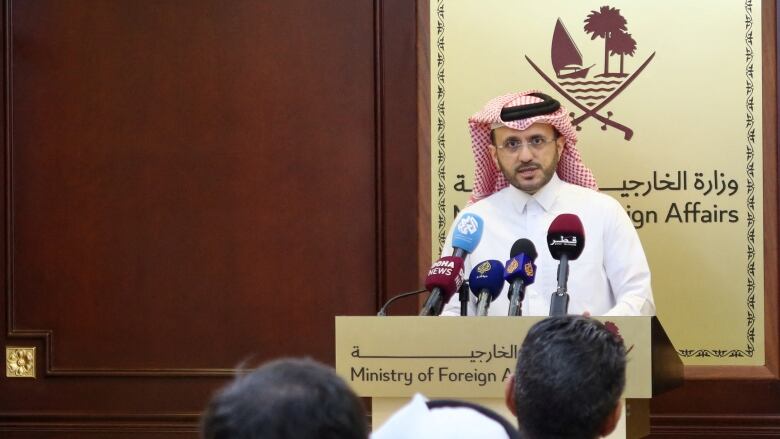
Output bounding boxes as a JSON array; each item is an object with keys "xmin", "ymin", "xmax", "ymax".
[{"xmin": 452, "ymin": 213, "xmax": 484, "ymax": 253}]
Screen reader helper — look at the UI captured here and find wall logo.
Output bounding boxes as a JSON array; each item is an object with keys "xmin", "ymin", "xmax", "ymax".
[{"xmin": 525, "ymin": 6, "xmax": 655, "ymax": 141}]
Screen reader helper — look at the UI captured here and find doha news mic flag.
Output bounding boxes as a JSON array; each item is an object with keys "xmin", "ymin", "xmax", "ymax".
[{"xmin": 431, "ymin": 0, "xmax": 764, "ymax": 366}]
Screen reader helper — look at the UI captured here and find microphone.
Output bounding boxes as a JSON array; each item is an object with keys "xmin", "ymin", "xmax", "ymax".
[
  {"xmin": 420, "ymin": 213, "xmax": 484, "ymax": 315},
  {"xmin": 468, "ymin": 260, "xmax": 505, "ymax": 316},
  {"xmin": 547, "ymin": 213, "xmax": 585, "ymax": 316},
  {"xmin": 450, "ymin": 213, "xmax": 485, "ymax": 258},
  {"xmin": 505, "ymin": 239, "xmax": 538, "ymax": 316},
  {"xmin": 419, "ymin": 256, "xmax": 465, "ymax": 316}
]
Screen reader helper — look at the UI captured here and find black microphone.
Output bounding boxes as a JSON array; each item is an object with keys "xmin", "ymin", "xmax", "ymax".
[
  {"xmin": 468, "ymin": 260, "xmax": 505, "ymax": 316},
  {"xmin": 504, "ymin": 239, "xmax": 538, "ymax": 316},
  {"xmin": 547, "ymin": 214, "xmax": 585, "ymax": 316}
]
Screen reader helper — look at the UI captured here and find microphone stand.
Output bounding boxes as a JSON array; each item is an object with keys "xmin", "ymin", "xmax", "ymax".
[
  {"xmin": 549, "ymin": 254, "xmax": 570, "ymax": 316},
  {"xmin": 507, "ymin": 280, "xmax": 524, "ymax": 316},
  {"xmin": 459, "ymin": 281, "xmax": 470, "ymax": 316}
]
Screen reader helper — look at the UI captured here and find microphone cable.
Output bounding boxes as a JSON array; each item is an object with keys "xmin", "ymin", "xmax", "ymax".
[{"xmin": 378, "ymin": 289, "xmax": 427, "ymax": 316}]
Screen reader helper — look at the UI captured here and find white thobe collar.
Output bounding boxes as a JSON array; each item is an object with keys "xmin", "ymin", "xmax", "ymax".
[{"xmin": 507, "ymin": 173, "xmax": 563, "ymax": 214}]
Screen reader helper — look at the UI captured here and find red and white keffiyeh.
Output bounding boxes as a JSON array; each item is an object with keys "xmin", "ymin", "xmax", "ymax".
[{"xmin": 467, "ymin": 90, "xmax": 597, "ymax": 204}]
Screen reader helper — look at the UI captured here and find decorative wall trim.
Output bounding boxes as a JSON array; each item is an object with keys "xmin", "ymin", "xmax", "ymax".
[
  {"xmin": 651, "ymin": 414, "xmax": 780, "ymax": 436},
  {"xmin": 433, "ymin": 0, "xmax": 446, "ymax": 256},
  {"xmin": 0, "ymin": 412, "xmax": 200, "ymax": 433},
  {"xmin": 678, "ymin": 0, "xmax": 757, "ymax": 359},
  {"xmin": 1, "ymin": 0, "xmax": 247, "ymax": 378},
  {"xmin": 5, "ymin": 345, "xmax": 35, "ymax": 378}
]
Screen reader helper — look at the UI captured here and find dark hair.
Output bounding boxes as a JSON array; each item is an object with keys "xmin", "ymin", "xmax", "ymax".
[
  {"xmin": 513, "ymin": 316, "xmax": 626, "ymax": 439},
  {"xmin": 201, "ymin": 358, "xmax": 368, "ymax": 439}
]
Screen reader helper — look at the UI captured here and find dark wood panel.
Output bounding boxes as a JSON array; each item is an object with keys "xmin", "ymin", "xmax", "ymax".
[
  {"xmin": 0, "ymin": 413, "xmax": 199, "ymax": 437},
  {"xmin": 651, "ymin": 414, "xmax": 780, "ymax": 437},
  {"xmin": 0, "ymin": 0, "xmax": 420, "ymax": 435},
  {"xmin": 417, "ymin": 0, "xmax": 432, "ymax": 287},
  {"xmin": 765, "ymin": 0, "xmax": 780, "ymax": 381},
  {"xmin": 8, "ymin": 0, "xmax": 377, "ymax": 372},
  {"xmin": 378, "ymin": 0, "xmax": 421, "ymax": 315},
  {"xmin": 1, "ymin": 433, "xmax": 196, "ymax": 439}
]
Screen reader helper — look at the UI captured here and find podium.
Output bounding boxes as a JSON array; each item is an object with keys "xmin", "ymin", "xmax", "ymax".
[{"xmin": 335, "ymin": 316, "xmax": 682, "ymax": 439}]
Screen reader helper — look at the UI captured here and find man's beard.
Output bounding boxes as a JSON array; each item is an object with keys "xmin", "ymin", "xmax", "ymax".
[{"xmin": 498, "ymin": 158, "xmax": 558, "ymax": 194}]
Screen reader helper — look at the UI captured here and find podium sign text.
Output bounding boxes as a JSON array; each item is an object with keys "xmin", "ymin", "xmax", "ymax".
[{"xmin": 335, "ymin": 316, "xmax": 653, "ymax": 398}]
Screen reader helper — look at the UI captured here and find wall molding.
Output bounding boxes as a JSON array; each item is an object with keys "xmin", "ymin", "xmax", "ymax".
[{"xmin": 652, "ymin": 414, "xmax": 780, "ymax": 436}]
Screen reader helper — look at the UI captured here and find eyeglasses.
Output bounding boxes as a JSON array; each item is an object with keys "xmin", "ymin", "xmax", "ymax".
[{"xmin": 497, "ymin": 136, "xmax": 559, "ymax": 153}]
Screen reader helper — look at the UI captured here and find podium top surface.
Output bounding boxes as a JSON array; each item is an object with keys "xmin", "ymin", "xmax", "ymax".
[{"xmin": 335, "ymin": 316, "xmax": 682, "ymax": 399}]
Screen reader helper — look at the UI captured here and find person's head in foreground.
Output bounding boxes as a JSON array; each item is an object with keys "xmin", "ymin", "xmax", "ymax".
[
  {"xmin": 201, "ymin": 357, "xmax": 368, "ymax": 439},
  {"xmin": 505, "ymin": 316, "xmax": 627, "ymax": 439},
  {"xmin": 371, "ymin": 393, "xmax": 521, "ymax": 439},
  {"xmin": 467, "ymin": 90, "xmax": 597, "ymax": 203}
]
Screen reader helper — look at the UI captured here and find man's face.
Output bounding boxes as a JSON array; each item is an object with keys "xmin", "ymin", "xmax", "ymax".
[{"xmin": 489, "ymin": 123, "xmax": 565, "ymax": 195}]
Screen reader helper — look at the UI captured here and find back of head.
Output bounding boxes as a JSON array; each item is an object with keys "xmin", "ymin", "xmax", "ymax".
[
  {"xmin": 202, "ymin": 357, "xmax": 368, "ymax": 439},
  {"xmin": 513, "ymin": 316, "xmax": 626, "ymax": 439}
]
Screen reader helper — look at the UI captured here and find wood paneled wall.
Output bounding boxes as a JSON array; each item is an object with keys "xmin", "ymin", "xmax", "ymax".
[
  {"xmin": 3, "ymin": 0, "xmax": 780, "ymax": 437},
  {"xmin": 0, "ymin": 0, "xmax": 420, "ymax": 436}
]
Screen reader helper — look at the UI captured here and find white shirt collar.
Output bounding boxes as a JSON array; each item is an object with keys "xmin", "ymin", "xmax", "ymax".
[{"xmin": 505, "ymin": 173, "xmax": 563, "ymax": 214}]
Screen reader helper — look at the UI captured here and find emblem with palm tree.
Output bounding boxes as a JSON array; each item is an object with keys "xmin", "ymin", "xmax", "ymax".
[
  {"xmin": 525, "ymin": 5, "xmax": 655, "ymax": 140},
  {"xmin": 584, "ymin": 5, "xmax": 630, "ymax": 78}
]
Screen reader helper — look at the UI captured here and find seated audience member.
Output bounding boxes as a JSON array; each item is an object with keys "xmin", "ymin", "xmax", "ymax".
[
  {"xmin": 371, "ymin": 393, "xmax": 521, "ymax": 439},
  {"xmin": 505, "ymin": 316, "xmax": 627, "ymax": 439},
  {"xmin": 201, "ymin": 357, "xmax": 368, "ymax": 439}
]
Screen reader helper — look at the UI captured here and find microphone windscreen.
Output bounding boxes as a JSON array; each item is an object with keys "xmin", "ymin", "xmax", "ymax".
[
  {"xmin": 504, "ymin": 253, "xmax": 536, "ymax": 284},
  {"xmin": 468, "ymin": 260, "xmax": 505, "ymax": 301},
  {"xmin": 452, "ymin": 213, "xmax": 484, "ymax": 254},
  {"xmin": 424, "ymin": 256, "xmax": 465, "ymax": 299},
  {"xmin": 509, "ymin": 238, "xmax": 538, "ymax": 260},
  {"xmin": 547, "ymin": 213, "xmax": 585, "ymax": 260}
]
